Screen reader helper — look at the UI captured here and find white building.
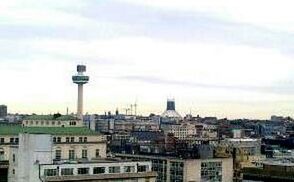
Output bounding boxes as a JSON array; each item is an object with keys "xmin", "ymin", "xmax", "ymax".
[{"xmin": 9, "ymin": 133, "xmax": 156, "ymax": 182}]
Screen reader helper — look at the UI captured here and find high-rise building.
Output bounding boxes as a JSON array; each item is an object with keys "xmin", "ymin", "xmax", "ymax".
[
  {"xmin": 0, "ymin": 105, "xmax": 7, "ymax": 118},
  {"xmin": 72, "ymin": 65, "xmax": 89, "ymax": 119}
]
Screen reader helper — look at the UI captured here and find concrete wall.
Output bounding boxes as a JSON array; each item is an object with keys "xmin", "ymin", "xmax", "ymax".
[{"xmin": 9, "ymin": 134, "xmax": 53, "ymax": 182}]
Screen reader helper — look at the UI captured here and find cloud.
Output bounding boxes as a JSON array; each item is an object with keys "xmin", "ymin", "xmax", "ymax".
[{"xmin": 119, "ymin": 75, "xmax": 294, "ymax": 95}]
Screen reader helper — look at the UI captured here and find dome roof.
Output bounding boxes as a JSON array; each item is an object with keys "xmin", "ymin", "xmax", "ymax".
[{"xmin": 161, "ymin": 110, "xmax": 182, "ymax": 118}]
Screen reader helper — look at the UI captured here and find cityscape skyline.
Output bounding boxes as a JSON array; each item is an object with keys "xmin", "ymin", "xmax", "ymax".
[{"xmin": 2, "ymin": 0, "xmax": 294, "ymax": 119}]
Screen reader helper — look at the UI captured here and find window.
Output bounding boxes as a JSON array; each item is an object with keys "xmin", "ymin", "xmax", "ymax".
[
  {"xmin": 93, "ymin": 167, "xmax": 105, "ymax": 174},
  {"xmin": 124, "ymin": 166, "xmax": 135, "ymax": 173},
  {"xmin": 13, "ymin": 154, "xmax": 16, "ymax": 162},
  {"xmin": 109, "ymin": 166, "xmax": 120, "ymax": 173},
  {"xmin": 44, "ymin": 169, "xmax": 57, "ymax": 177},
  {"xmin": 61, "ymin": 168, "xmax": 74, "ymax": 176},
  {"xmin": 66, "ymin": 137, "xmax": 70, "ymax": 143},
  {"xmin": 15, "ymin": 138, "xmax": 19, "ymax": 143},
  {"xmin": 69, "ymin": 150, "xmax": 75, "ymax": 160},
  {"xmin": 53, "ymin": 137, "xmax": 56, "ymax": 143},
  {"xmin": 55, "ymin": 150, "xmax": 61, "ymax": 160},
  {"xmin": 79, "ymin": 137, "xmax": 83, "ymax": 142},
  {"xmin": 70, "ymin": 121, "xmax": 76, "ymax": 126},
  {"xmin": 36, "ymin": 121, "xmax": 39, "ymax": 125},
  {"xmin": 78, "ymin": 168, "xmax": 89, "ymax": 175},
  {"xmin": 10, "ymin": 138, "xmax": 14, "ymax": 143},
  {"xmin": 83, "ymin": 137, "xmax": 87, "ymax": 142},
  {"xmin": 58, "ymin": 121, "xmax": 61, "ymax": 125},
  {"xmin": 0, "ymin": 138, "xmax": 4, "ymax": 143},
  {"xmin": 12, "ymin": 169, "xmax": 15, "ymax": 175},
  {"xmin": 0, "ymin": 151, "xmax": 4, "ymax": 158},
  {"xmin": 41, "ymin": 121, "xmax": 44, "ymax": 125},
  {"xmin": 95, "ymin": 149, "xmax": 100, "ymax": 158},
  {"xmin": 57, "ymin": 137, "xmax": 61, "ymax": 143},
  {"xmin": 52, "ymin": 121, "xmax": 55, "ymax": 125},
  {"xmin": 70, "ymin": 137, "xmax": 75, "ymax": 143},
  {"xmin": 138, "ymin": 165, "xmax": 148, "ymax": 172},
  {"xmin": 82, "ymin": 149, "xmax": 88, "ymax": 159},
  {"xmin": 46, "ymin": 121, "xmax": 49, "ymax": 125}
]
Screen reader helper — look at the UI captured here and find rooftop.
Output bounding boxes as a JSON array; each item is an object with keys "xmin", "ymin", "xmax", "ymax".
[
  {"xmin": 24, "ymin": 115, "xmax": 78, "ymax": 121},
  {"xmin": 0, "ymin": 124, "xmax": 98, "ymax": 136}
]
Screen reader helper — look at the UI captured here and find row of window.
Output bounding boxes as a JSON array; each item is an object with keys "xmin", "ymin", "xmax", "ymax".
[
  {"xmin": 25, "ymin": 120, "xmax": 62, "ymax": 125},
  {"xmin": 53, "ymin": 137, "xmax": 87, "ymax": 143},
  {"xmin": 0, "ymin": 138, "xmax": 19, "ymax": 144},
  {"xmin": 44, "ymin": 165, "xmax": 149, "ymax": 177},
  {"xmin": 55, "ymin": 149, "xmax": 100, "ymax": 160}
]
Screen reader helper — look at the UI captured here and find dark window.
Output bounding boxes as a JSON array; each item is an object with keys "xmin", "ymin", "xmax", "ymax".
[
  {"xmin": 53, "ymin": 137, "xmax": 56, "ymax": 143},
  {"xmin": 55, "ymin": 150, "xmax": 61, "ymax": 160},
  {"xmin": 83, "ymin": 137, "xmax": 87, "ymax": 142},
  {"xmin": 57, "ymin": 137, "xmax": 61, "ymax": 143},
  {"xmin": 124, "ymin": 166, "xmax": 135, "ymax": 173},
  {"xmin": 79, "ymin": 137, "xmax": 83, "ymax": 142},
  {"xmin": 78, "ymin": 168, "xmax": 89, "ymax": 175},
  {"xmin": 95, "ymin": 149, "xmax": 100, "ymax": 158},
  {"xmin": 138, "ymin": 165, "xmax": 148, "ymax": 172},
  {"xmin": 66, "ymin": 137, "xmax": 70, "ymax": 143},
  {"xmin": 0, "ymin": 138, "xmax": 4, "ymax": 143},
  {"xmin": 61, "ymin": 168, "xmax": 74, "ymax": 176},
  {"xmin": 82, "ymin": 149, "xmax": 88, "ymax": 159},
  {"xmin": 109, "ymin": 166, "xmax": 120, "ymax": 173},
  {"xmin": 69, "ymin": 150, "xmax": 75, "ymax": 160},
  {"xmin": 93, "ymin": 167, "xmax": 105, "ymax": 174},
  {"xmin": 44, "ymin": 169, "xmax": 57, "ymax": 177},
  {"xmin": 70, "ymin": 137, "xmax": 75, "ymax": 142}
]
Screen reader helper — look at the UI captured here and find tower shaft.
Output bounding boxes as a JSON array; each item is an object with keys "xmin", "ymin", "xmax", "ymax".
[{"xmin": 77, "ymin": 84, "xmax": 83, "ymax": 118}]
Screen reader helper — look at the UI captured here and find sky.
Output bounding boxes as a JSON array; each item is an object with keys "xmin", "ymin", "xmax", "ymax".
[{"xmin": 1, "ymin": 0, "xmax": 294, "ymax": 119}]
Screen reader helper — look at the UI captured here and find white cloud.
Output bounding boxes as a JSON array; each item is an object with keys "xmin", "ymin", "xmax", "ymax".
[{"xmin": 119, "ymin": 0, "xmax": 294, "ymax": 32}]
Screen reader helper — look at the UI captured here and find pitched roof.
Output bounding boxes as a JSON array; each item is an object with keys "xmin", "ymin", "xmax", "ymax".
[{"xmin": 24, "ymin": 115, "xmax": 78, "ymax": 121}]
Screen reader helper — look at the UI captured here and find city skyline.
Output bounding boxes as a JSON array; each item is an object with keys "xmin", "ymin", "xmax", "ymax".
[{"xmin": 2, "ymin": 0, "xmax": 294, "ymax": 119}]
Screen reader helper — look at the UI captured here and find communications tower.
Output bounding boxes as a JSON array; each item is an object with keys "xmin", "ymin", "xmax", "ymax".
[{"xmin": 72, "ymin": 65, "xmax": 89, "ymax": 119}]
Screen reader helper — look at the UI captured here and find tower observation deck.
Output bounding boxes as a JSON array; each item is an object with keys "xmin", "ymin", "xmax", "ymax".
[{"xmin": 72, "ymin": 65, "xmax": 89, "ymax": 119}]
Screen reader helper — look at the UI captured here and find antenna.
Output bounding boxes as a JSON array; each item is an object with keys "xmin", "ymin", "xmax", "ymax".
[{"xmin": 134, "ymin": 99, "xmax": 138, "ymax": 116}]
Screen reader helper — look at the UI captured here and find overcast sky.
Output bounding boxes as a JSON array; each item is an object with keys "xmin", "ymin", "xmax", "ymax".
[{"xmin": 1, "ymin": 0, "xmax": 294, "ymax": 119}]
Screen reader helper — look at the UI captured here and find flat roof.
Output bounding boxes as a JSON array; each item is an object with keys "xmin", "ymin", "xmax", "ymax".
[
  {"xmin": 0, "ymin": 124, "xmax": 99, "ymax": 136},
  {"xmin": 44, "ymin": 172, "xmax": 157, "ymax": 181}
]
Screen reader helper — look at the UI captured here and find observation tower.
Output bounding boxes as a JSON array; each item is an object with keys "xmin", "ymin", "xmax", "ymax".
[{"xmin": 72, "ymin": 65, "xmax": 89, "ymax": 119}]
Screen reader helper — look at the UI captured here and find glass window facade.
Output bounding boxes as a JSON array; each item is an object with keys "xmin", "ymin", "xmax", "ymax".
[
  {"xmin": 170, "ymin": 161, "xmax": 184, "ymax": 182},
  {"xmin": 151, "ymin": 159, "xmax": 167, "ymax": 182},
  {"xmin": 201, "ymin": 162, "xmax": 222, "ymax": 182}
]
